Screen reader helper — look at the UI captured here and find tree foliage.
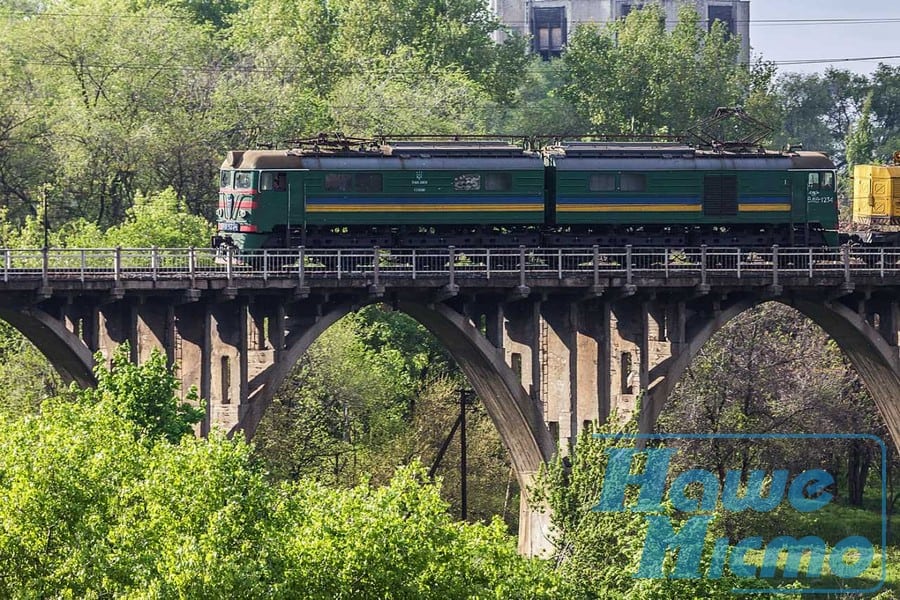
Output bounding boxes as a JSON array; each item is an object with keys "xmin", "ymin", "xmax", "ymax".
[
  {"xmin": 77, "ymin": 342, "xmax": 204, "ymax": 443},
  {"xmin": 558, "ymin": 5, "xmax": 772, "ymax": 136},
  {"xmin": 0, "ymin": 370, "xmax": 565, "ymax": 598}
]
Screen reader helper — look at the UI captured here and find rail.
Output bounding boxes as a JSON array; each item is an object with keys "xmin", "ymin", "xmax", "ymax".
[{"xmin": 1, "ymin": 246, "xmax": 899, "ymax": 287}]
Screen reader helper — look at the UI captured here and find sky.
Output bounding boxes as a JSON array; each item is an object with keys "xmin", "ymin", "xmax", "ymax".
[
  {"xmin": 750, "ymin": 0, "xmax": 900, "ymax": 74},
  {"xmin": 749, "ymin": 0, "xmax": 900, "ymax": 76}
]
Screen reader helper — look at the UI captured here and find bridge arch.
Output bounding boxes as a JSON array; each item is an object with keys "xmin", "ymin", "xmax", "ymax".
[
  {"xmin": 645, "ymin": 297, "xmax": 900, "ymax": 449},
  {"xmin": 0, "ymin": 307, "xmax": 95, "ymax": 389},
  {"xmin": 232, "ymin": 297, "xmax": 556, "ymax": 555}
]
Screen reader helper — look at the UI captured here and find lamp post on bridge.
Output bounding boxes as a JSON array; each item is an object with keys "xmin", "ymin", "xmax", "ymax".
[{"xmin": 42, "ymin": 188, "xmax": 49, "ymax": 251}]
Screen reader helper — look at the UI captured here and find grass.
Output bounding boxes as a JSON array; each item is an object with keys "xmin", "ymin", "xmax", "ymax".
[{"xmin": 731, "ymin": 502, "xmax": 900, "ymax": 599}]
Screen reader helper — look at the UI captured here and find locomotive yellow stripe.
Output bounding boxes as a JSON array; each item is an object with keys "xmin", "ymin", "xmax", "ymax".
[
  {"xmin": 307, "ymin": 204, "xmax": 544, "ymax": 212},
  {"xmin": 558, "ymin": 205, "xmax": 701, "ymax": 212},
  {"xmin": 739, "ymin": 203, "xmax": 791, "ymax": 212}
]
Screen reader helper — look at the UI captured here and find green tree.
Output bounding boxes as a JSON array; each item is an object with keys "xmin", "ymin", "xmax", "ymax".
[
  {"xmin": 534, "ymin": 415, "xmax": 750, "ymax": 598},
  {"xmin": 103, "ymin": 187, "xmax": 214, "ymax": 248},
  {"xmin": 5, "ymin": 0, "xmax": 221, "ymax": 225},
  {"xmin": 774, "ymin": 68, "xmax": 871, "ymax": 166},
  {"xmin": 78, "ymin": 342, "xmax": 204, "ymax": 443},
  {"xmin": 559, "ymin": 5, "xmax": 767, "ymax": 136}
]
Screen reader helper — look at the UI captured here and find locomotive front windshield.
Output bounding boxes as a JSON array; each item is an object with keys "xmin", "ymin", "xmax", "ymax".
[
  {"xmin": 808, "ymin": 171, "xmax": 835, "ymax": 193},
  {"xmin": 219, "ymin": 170, "xmax": 232, "ymax": 188}
]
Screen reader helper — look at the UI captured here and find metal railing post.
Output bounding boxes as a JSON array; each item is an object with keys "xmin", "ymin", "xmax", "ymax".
[
  {"xmin": 486, "ymin": 248, "xmax": 491, "ymax": 280},
  {"xmin": 449, "ymin": 246, "xmax": 456, "ymax": 288},
  {"xmin": 664, "ymin": 247, "xmax": 669, "ymax": 279},
  {"xmin": 189, "ymin": 247, "xmax": 196, "ymax": 285},
  {"xmin": 772, "ymin": 245, "xmax": 779, "ymax": 288},
  {"xmin": 41, "ymin": 247, "xmax": 49, "ymax": 286},
  {"xmin": 411, "ymin": 249, "xmax": 417, "ymax": 280},
  {"xmin": 336, "ymin": 249, "xmax": 342, "ymax": 280},
  {"xmin": 80, "ymin": 249, "xmax": 86, "ymax": 283},
  {"xmin": 700, "ymin": 245, "xmax": 707, "ymax": 286},
  {"xmin": 842, "ymin": 245, "xmax": 851, "ymax": 285},
  {"xmin": 519, "ymin": 245, "xmax": 526, "ymax": 288},
  {"xmin": 114, "ymin": 247, "xmax": 122, "ymax": 282},
  {"xmin": 298, "ymin": 247, "xmax": 306, "ymax": 286},
  {"xmin": 557, "ymin": 248, "xmax": 563, "ymax": 280},
  {"xmin": 262, "ymin": 249, "xmax": 269, "ymax": 281},
  {"xmin": 808, "ymin": 248, "xmax": 813, "ymax": 278},
  {"xmin": 625, "ymin": 245, "xmax": 633, "ymax": 285},
  {"xmin": 736, "ymin": 248, "xmax": 741, "ymax": 279},
  {"xmin": 372, "ymin": 246, "xmax": 380, "ymax": 287},
  {"xmin": 151, "ymin": 246, "xmax": 159, "ymax": 281},
  {"xmin": 3, "ymin": 249, "xmax": 8, "ymax": 283},
  {"xmin": 593, "ymin": 245, "xmax": 600, "ymax": 287},
  {"xmin": 880, "ymin": 248, "xmax": 885, "ymax": 279},
  {"xmin": 226, "ymin": 246, "xmax": 233, "ymax": 286}
]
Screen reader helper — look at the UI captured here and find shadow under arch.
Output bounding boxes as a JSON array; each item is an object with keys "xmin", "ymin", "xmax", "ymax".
[
  {"xmin": 644, "ymin": 297, "xmax": 900, "ymax": 451},
  {"xmin": 0, "ymin": 306, "xmax": 95, "ymax": 388}
]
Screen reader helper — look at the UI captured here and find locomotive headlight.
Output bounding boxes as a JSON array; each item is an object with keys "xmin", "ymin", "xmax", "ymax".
[
  {"xmin": 239, "ymin": 210, "xmax": 248, "ymax": 218},
  {"xmin": 215, "ymin": 208, "xmax": 223, "ymax": 218}
]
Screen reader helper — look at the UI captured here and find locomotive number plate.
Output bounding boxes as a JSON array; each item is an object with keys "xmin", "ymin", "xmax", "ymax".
[{"xmin": 220, "ymin": 221, "xmax": 239, "ymax": 232}]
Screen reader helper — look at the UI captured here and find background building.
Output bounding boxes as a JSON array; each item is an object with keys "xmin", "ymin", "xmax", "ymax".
[{"xmin": 490, "ymin": 0, "xmax": 750, "ymax": 62}]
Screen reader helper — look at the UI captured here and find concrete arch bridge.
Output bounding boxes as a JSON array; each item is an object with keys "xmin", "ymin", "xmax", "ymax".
[{"xmin": 0, "ymin": 245, "xmax": 899, "ymax": 554}]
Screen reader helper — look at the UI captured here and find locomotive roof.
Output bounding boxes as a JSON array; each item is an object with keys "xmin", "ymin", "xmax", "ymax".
[
  {"xmin": 223, "ymin": 146, "xmax": 834, "ymax": 171},
  {"xmin": 381, "ymin": 141, "xmax": 533, "ymax": 157}
]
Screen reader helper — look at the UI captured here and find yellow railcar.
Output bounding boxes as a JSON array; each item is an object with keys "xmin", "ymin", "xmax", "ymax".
[{"xmin": 852, "ymin": 152, "xmax": 900, "ymax": 226}]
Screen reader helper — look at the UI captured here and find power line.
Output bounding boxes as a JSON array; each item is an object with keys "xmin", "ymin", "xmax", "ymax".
[
  {"xmin": 4, "ymin": 10, "xmax": 900, "ymax": 26},
  {"xmin": 3, "ymin": 53, "xmax": 900, "ymax": 74},
  {"xmin": 771, "ymin": 55, "xmax": 900, "ymax": 66}
]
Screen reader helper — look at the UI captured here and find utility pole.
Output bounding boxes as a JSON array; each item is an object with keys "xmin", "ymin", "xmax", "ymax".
[
  {"xmin": 428, "ymin": 388, "xmax": 476, "ymax": 521},
  {"xmin": 459, "ymin": 388, "xmax": 475, "ymax": 520}
]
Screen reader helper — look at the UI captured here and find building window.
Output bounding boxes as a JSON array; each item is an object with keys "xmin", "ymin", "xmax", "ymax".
[
  {"xmin": 533, "ymin": 7, "xmax": 566, "ymax": 59},
  {"xmin": 620, "ymin": 3, "xmax": 641, "ymax": 18},
  {"xmin": 708, "ymin": 5, "xmax": 735, "ymax": 35}
]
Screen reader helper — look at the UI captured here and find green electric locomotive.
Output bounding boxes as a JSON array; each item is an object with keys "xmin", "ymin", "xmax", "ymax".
[{"xmin": 212, "ymin": 137, "xmax": 838, "ymax": 250}]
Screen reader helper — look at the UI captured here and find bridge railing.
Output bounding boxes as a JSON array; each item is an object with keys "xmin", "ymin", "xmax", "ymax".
[{"xmin": 2, "ymin": 246, "xmax": 900, "ymax": 284}]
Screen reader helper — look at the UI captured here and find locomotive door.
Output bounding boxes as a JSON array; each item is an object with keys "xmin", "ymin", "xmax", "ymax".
[
  {"xmin": 790, "ymin": 172, "xmax": 808, "ymax": 245},
  {"xmin": 286, "ymin": 170, "xmax": 309, "ymax": 247}
]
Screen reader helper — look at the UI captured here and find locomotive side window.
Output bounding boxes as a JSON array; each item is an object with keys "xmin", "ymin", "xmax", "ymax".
[
  {"xmin": 260, "ymin": 172, "xmax": 286, "ymax": 191},
  {"xmin": 325, "ymin": 173, "xmax": 353, "ymax": 192},
  {"xmin": 219, "ymin": 171, "xmax": 232, "ymax": 188},
  {"xmin": 454, "ymin": 174, "xmax": 481, "ymax": 191},
  {"xmin": 620, "ymin": 173, "xmax": 647, "ymax": 192},
  {"xmin": 354, "ymin": 173, "xmax": 383, "ymax": 193},
  {"xmin": 589, "ymin": 174, "xmax": 616, "ymax": 191},
  {"xmin": 484, "ymin": 173, "xmax": 512, "ymax": 191},
  {"xmin": 234, "ymin": 171, "xmax": 252, "ymax": 189}
]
